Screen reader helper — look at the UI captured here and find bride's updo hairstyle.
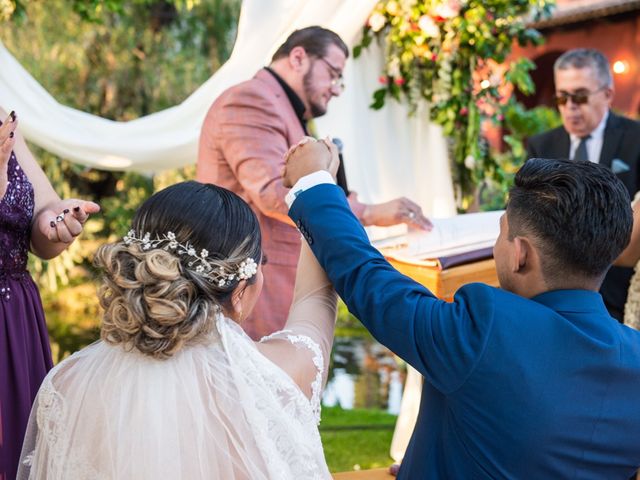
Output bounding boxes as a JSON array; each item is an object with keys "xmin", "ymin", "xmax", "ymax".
[{"xmin": 95, "ymin": 181, "xmax": 262, "ymax": 359}]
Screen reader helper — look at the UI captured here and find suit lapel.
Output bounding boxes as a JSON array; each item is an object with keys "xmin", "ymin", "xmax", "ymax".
[
  {"xmin": 254, "ymin": 68, "xmax": 306, "ymax": 143},
  {"xmin": 599, "ymin": 113, "xmax": 623, "ymax": 168}
]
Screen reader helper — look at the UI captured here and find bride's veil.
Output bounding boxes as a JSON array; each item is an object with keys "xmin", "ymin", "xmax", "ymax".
[{"xmin": 17, "ymin": 314, "xmax": 330, "ymax": 480}]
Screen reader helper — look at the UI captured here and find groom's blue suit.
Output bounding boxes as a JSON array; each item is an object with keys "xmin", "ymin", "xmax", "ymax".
[{"xmin": 290, "ymin": 184, "xmax": 640, "ymax": 479}]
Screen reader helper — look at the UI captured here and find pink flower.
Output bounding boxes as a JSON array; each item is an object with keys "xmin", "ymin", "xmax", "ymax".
[
  {"xmin": 395, "ymin": 77, "xmax": 406, "ymax": 86},
  {"xmin": 460, "ymin": 107, "xmax": 469, "ymax": 116},
  {"xmin": 379, "ymin": 75, "xmax": 388, "ymax": 85}
]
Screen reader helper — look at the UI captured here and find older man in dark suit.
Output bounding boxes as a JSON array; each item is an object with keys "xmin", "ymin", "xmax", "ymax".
[{"xmin": 527, "ymin": 48, "xmax": 640, "ymax": 322}]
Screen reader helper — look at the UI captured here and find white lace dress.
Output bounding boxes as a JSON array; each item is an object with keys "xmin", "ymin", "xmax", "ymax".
[
  {"xmin": 17, "ymin": 244, "xmax": 337, "ymax": 479},
  {"xmin": 625, "ymin": 191, "xmax": 640, "ymax": 330}
]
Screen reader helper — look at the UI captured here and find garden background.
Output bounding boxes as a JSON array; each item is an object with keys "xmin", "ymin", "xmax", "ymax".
[{"xmin": 1, "ymin": 0, "xmax": 565, "ymax": 472}]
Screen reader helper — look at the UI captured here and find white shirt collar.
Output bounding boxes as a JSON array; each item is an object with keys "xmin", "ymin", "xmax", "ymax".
[{"xmin": 570, "ymin": 110, "xmax": 608, "ymax": 143}]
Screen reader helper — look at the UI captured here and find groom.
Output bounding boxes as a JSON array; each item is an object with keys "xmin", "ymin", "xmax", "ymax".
[{"xmin": 283, "ymin": 139, "xmax": 640, "ymax": 479}]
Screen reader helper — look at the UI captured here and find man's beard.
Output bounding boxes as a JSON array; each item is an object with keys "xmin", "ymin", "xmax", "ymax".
[{"xmin": 303, "ymin": 70, "xmax": 327, "ymax": 118}]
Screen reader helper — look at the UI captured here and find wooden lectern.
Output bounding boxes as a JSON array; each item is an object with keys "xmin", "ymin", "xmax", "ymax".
[
  {"xmin": 332, "ymin": 257, "xmax": 498, "ymax": 479},
  {"xmin": 389, "ymin": 257, "xmax": 499, "ymax": 300}
]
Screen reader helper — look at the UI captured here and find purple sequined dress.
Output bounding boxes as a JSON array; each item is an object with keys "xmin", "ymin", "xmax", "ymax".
[{"xmin": 0, "ymin": 152, "xmax": 53, "ymax": 480}]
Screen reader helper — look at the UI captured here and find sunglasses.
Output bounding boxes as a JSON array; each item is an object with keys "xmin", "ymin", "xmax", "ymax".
[{"xmin": 554, "ymin": 86, "xmax": 607, "ymax": 106}]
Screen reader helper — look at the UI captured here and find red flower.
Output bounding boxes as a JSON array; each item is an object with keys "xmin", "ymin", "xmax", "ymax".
[
  {"xmin": 460, "ymin": 107, "xmax": 469, "ymax": 116},
  {"xmin": 394, "ymin": 77, "xmax": 406, "ymax": 86}
]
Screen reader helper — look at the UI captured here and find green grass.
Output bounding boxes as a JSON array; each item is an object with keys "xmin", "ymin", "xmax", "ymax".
[{"xmin": 320, "ymin": 406, "xmax": 396, "ymax": 473}]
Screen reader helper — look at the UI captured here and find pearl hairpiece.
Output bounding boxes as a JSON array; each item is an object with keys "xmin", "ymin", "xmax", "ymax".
[{"xmin": 123, "ymin": 229, "xmax": 258, "ymax": 287}]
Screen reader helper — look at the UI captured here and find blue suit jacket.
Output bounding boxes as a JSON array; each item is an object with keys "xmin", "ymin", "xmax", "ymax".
[{"xmin": 290, "ymin": 184, "xmax": 640, "ymax": 479}]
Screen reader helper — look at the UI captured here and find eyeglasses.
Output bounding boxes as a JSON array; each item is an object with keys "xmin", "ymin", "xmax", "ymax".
[
  {"xmin": 554, "ymin": 86, "xmax": 607, "ymax": 106},
  {"xmin": 317, "ymin": 57, "xmax": 345, "ymax": 91}
]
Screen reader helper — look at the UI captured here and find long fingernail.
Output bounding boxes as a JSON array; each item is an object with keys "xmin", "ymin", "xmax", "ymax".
[
  {"xmin": 50, "ymin": 221, "xmax": 56, "ymax": 228},
  {"xmin": 63, "ymin": 209, "xmax": 69, "ymax": 214},
  {"xmin": 73, "ymin": 206, "xmax": 80, "ymax": 212},
  {"xmin": 9, "ymin": 111, "xmax": 15, "ymax": 121},
  {"xmin": 9, "ymin": 132, "xmax": 13, "ymax": 138}
]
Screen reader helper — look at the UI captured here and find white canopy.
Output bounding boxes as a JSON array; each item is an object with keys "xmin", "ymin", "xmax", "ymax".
[{"xmin": 0, "ymin": 0, "xmax": 455, "ymax": 216}]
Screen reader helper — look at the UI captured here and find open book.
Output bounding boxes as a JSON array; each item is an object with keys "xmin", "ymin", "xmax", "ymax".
[{"xmin": 368, "ymin": 210, "xmax": 503, "ymax": 269}]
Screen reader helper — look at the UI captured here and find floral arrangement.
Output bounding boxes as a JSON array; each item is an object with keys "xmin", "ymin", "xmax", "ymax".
[{"xmin": 355, "ymin": 0, "xmax": 555, "ymax": 208}]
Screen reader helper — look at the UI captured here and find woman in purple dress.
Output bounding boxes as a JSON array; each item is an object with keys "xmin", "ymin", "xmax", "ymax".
[{"xmin": 0, "ymin": 108, "xmax": 99, "ymax": 480}]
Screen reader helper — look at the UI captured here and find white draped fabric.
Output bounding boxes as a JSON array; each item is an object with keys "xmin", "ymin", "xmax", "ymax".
[
  {"xmin": 0, "ymin": 0, "xmax": 455, "ymax": 216},
  {"xmin": 18, "ymin": 315, "xmax": 331, "ymax": 479}
]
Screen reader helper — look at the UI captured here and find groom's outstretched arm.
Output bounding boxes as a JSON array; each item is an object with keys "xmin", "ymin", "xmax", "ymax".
[{"xmin": 288, "ymin": 181, "xmax": 495, "ymax": 395}]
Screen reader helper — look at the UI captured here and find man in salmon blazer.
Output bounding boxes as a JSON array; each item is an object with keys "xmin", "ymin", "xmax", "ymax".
[{"xmin": 197, "ymin": 26, "xmax": 431, "ymax": 339}]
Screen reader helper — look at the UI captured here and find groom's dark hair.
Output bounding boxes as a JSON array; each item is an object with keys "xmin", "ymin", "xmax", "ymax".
[
  {"xmin": 507, "ymin": 158, "xmax": 632, "ymax": 283},
  {"xmin": 271, "ymin": 26, "xmax": 349, "ymax": 62}
]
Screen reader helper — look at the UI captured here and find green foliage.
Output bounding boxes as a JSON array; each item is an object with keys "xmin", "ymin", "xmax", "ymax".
[
  {"xmin": 336, "ymin": 300, "xmax": 371, "ymax": 337},
  {"xmin": 475, "ymin": 103, "xmax": 561, "ymax": 210},
  {"xmin": 320, "ymin": 407, "xmax": 396, "ymax": 472},
  {"xmin": 356, "ymin": 0, "xmax": 556, "ymax": 209},
  {"xmin": 506, "ymin": 58, "xmax": 536, "ymax": 96},
  {"xmin": 2, "ymin": 0, "xmax": 241, "ymax": 359}
]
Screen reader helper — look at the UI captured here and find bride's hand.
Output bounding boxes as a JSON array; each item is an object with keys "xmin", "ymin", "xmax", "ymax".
[{"xmin": 283, "ymin": 137, "xmax": 339, "ymax": 187}]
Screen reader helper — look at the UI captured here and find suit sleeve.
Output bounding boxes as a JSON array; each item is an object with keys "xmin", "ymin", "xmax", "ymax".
[
  {"xmin": 289, "ymin": 184, "xmax": 495, "ymax": 394},
  {"xmin": 211, "ymin": 87, "xmax": 292, "ymax": 223}
]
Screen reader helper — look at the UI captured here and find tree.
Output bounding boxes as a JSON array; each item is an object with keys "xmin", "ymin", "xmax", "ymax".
[{"xmin": 1, "ymin": 0, "xmax": 241, "ymax": 360}]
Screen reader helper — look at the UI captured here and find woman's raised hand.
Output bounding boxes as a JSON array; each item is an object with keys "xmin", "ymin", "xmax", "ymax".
[
  {"xmin": 36, "ymin": 199, "xmax": 101, "ymax": 244},
  {"xmin": 0, "ymin": 111, "xmax": 17, "ymax": 197}
]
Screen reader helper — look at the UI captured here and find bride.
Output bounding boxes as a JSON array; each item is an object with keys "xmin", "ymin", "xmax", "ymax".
[{"xmin": 18, "ymin": 180, "xmax": 337, "ymax": 479}]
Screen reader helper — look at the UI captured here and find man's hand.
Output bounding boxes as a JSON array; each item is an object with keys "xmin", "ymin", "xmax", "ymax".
[
  {"xmin": 283, "ymin": 137, "xmax": 339, "ymax": 187},
  {"xmin": 359, "ymin": 195, "xmax": 433, "ymax": 231}
]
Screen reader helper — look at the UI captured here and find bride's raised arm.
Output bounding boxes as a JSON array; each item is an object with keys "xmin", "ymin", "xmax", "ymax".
[{"xmin": 257, "ymin": 241, "xmax": 337, "ymax": 400}]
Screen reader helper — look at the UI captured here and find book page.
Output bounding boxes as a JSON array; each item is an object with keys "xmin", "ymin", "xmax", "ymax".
[{"xmin": 370, "ymin": 210, "xmax": 503, "ymax": 261}]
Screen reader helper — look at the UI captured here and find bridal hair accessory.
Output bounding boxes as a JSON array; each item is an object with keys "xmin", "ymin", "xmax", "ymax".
[{"xmin": 123, "ymin": 229, "xmax": 258, "ymax": 287}]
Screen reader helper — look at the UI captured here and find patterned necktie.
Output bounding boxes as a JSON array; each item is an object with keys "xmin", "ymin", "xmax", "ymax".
[{"xmin": 573, "ymin": 135, "xmax": 591, "ymax": 162}]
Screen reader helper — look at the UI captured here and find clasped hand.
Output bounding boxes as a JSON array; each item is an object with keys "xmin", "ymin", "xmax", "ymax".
[
  {"xmin": 283, "ymin": 137, "xmax": 339, "ymax": 188},
  {"xmin": 283, "ymin": 137, "xmax": 433, "ymax": 231}
]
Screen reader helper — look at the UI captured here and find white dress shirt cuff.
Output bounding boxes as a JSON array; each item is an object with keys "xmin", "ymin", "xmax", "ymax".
[{"xmin": 285, "ymin": 170, "xmax": 336, "ymax": 208}]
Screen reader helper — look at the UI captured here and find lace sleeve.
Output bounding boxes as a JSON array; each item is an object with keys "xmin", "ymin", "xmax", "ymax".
[
  {"xmin": 261, "ymin": 330, "xmax": 324, "ymax": 422},
  {"xmin": 258, "ymin": 242, "xmax": 337, "ymax": 420},
  {"xmin": 285, "ymin": 242, "xmax": 337, "ymax": 387}
]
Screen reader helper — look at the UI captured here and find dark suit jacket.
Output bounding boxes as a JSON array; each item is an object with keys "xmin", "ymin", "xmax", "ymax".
[
  {"xmin": 290, "ymin": 184, "xmax": 640, "ymax": 479},
  {"xmin": 527, "ymin": 112, "xmax": 640, "ymax": 322}
]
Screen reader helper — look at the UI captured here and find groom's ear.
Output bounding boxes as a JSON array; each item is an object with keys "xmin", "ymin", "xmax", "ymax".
[{"xmin": 512, "ymin": 236, "xmax": 529, "ymax": 273}]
